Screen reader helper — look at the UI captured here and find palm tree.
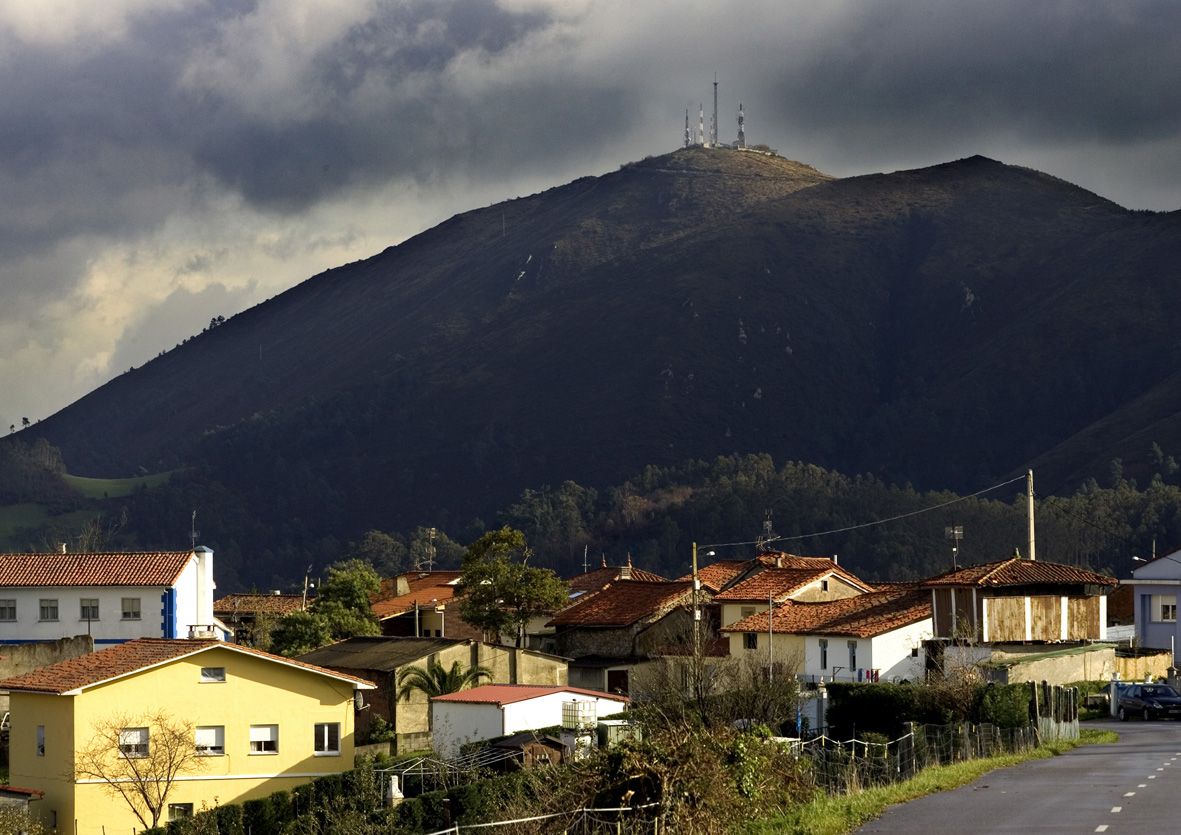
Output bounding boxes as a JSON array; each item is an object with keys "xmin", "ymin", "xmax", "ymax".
[{"xmin": 396, "ymin": 657, "xmax": 493, "ymax": 703}]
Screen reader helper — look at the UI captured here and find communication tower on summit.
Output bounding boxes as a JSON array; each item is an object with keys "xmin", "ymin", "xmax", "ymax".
[
  {"xmin": 698, "ymin": 104, "xmax": 705, "ymax": 146},
  {"xmin": 737, "ymin": 101, "xmax": 746, "ymax": 149},
  {"xmin": 711, "ymin": 73, "xmax": 719, "ymax": 147},
  {"xmin": 684, "ymin": 109, "xmax": 690, "ymax": 148}
]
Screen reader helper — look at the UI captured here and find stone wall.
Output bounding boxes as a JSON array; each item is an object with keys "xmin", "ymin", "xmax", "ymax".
[{"xmin": 0, "ymin": 635, "xmax": 94, "ymax": 713}]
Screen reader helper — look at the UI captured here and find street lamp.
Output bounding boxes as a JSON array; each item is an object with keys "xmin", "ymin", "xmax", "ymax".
[{"xmin": 690, "ymin": 542, "xmax": 715, "ymax": 660}]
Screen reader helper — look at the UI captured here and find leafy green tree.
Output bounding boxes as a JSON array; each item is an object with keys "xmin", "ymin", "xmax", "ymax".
[
  {"xmin": 269, "ymin": 611, "xmax": 332, "ymax": 657},
  {"xmin": 396, "ymin": 658, "xmax": 493, "ymax": 702},
  {"xmin": 271, "ymin": 559, "xmax": 381, "ymax": 655},
  {"xmin": 457, "ymin": 527, "xmax": 569, "ymax": 645}
]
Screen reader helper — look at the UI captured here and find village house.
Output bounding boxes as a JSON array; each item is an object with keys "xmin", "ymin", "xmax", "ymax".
[
  {"xmin": 213, "ymin": 592, "xmax": 305, "ymax": 646},
  {"xmin": 431, "ymin": 684, "xmax": 628, "ymax": 758},
  {"xmin": 1124, "ymin": 546, "xmax": 1181, "ymax": 662},
  {"xmin": 0, "ymin": 638, "xmax": 374, "ymax": 834},
  {"xmin": 0, "ymin": 547, "xmax": 225, "ymax": 645},
  {"xmin": 370, "ymin": 570, "xmax": 483, "ymax": 640},
  {"xmin": 547, "ymin": 580, "xmax": 707, "ymax": 694},
  {"xmin": 297, "ymin": 636, "xmax": 569, "ymax": 753},
  {"xmin": 721, "ymin": 586, "xmax": 933, "ymax": 682},
  {"xmin": 713, "ymin": 560, "xmax": 875, "ymax": 628}
]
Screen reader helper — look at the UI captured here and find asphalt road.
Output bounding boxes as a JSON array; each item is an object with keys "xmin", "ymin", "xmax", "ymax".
[{"xmin": 858, "ymin": 720, "xmax": 1181, "ymax": 833}]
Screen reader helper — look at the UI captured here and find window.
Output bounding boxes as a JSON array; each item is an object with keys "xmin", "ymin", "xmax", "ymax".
[
  {"xmin": 168, "ymin": 804, "xmax": 194, "ymax": 821},
  {"xmin": 848, "ymin": 641, "xmax": 857, "ymax": 671},
  {"xmin": 743, "ymin": 632, "xmax": 758, "ymax": 651},
  {"xmin": 911, "ymin": 647, "xmax": 919, "ymax": 658},
  {"xmin": 314, "ymin": 723, "xmax": 340, "ymax": 755},
  {"xmin": 36, "ymin": 725, "xmax": 45, "ymax": 757},
  {"xmin": 122, "ymin": 597, "xmax": 141, "ymax": 620},
  {"xmin": 740, "ymin": 606, "xmax": 756, "ymax": 619},
  {"xmin": 1154, "ymin": 595, "xmax": 1178, "ymax": 623},
  {"xmin": 819, "ymin": 639, "xmax": 828, "ymax": 669},
  {"xmin": 80, "ymin": 598, "xmax": 99, "ymax": 621},
  {"xmin": 0, "ymin": 599, "xmax": 15, "ymax": 621},
  {"xmin": 249, "ymin": 724, "xmax": 278, "ymax": 754},
  {"xmin": 119, "ymin": 727, "xmax": 149, "ymax": 758},
  {"xmin": 39, "ymin": 599, "xmax": 58, "ymax": 622},
  {"xmin": 821, "ymin": 579, "xmax": 830, "ymax": 592},
  {"xmin": 195, "ymin": 726, "xmax": 224, "ymax": 756},
  {"xmin": 200, "ymin": 667, "xmax": 226, "ymax": 683}
]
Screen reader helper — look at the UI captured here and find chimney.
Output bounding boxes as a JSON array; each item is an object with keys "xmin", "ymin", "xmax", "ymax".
[
  {"xmin": 620, "ymin": 553, "xmax": 633, "ymax": 580},
  {"xmin": 775, "ymin": 554, "xmax": 783, "ymax": 568},
  {"xmin": 59, "ymin": 543, "xmax": 67, "ymax": 554},
  {"xmin": 193, "ymin": 546, "xmax": 215, "ymax": 628},
  {"xmin": 833, "ymin": 553, "xmax": 839, "ymax": 565},
  {"xmin": 396, "ymin": 575, "xmax": 410, "ymax": 596}
]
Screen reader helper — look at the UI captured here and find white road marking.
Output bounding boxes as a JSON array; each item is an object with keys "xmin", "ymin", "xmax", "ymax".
[
  {"xmin": 1149, "ymin": 775, "xmax": 1157, "ymax": 779},
  {"xmin": 1157, "ymin": 767, "xmax": 1165, "ymax": 771},
  {"xmin": 1124, "ymin": 791, "xmax": 1135, "ymax": 797},
  {"xmin": 1111, "ymin": 806, "xmax": 1122, "ymax": 813},
  {"xmin": 1095, "ymin": 826, "xmax": 1108, "ymax": 832},
  {"xmin": 1138, "ymin": 783, "xmax": 1147, "ymax": 788}
]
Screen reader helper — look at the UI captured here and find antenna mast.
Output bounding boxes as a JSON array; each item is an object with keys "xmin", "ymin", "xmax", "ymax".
[
  {"xmin": 711, "ymin": 73, "xmax": 718, "ymax": 146},
  {"xmin": 684, "ymin": 108, "xmax": 690, "ymax": 148},
  {"xmin": 190, "ymin": 511, "xmax": 199, "ymax": 550},
  {"xmin": 737, "ymin": 101, "xmax": 745, "ymax": 149},
  {"xmin": 698, "ymin": 103, "xmax": 705, "ymax": 146}
]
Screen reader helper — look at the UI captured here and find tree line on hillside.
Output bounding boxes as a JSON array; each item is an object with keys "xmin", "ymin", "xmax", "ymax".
[{"xmin": 5, "ymin": 439, "xmax": 1181, "ymax": 588}]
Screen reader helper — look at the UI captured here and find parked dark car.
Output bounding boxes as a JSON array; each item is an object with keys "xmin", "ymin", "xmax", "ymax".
[{"xmin": 1118, "ymin": 683, "xmax": 1181, "ymax": 721}]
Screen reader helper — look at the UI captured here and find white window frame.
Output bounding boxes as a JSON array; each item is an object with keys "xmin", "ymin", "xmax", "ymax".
[
  {"xmin": 1152, "ymin": 594, "xmax": 1178, "ymax": 623},
  {"xmin": 819, "ymin": 638, "xmax": 828, "ymax": 669},
  {"xmin": 249, "ymin": 724, "xmax": 278, "ymax": 755},
  {"xmin": 848, "ymin": 640, "xmax": 858, "ymax": 671},
  {"xmin": 119, "ymin": 727, "xmax": 149, "ymax": 758},
  {"xmin": 200, "ymin": 667, "xmax": 226, "ymax": 683},
  {"xmin": 195, "ymin": 726, "xmax": 225, "ymax": 756},
  {"xmin": 122, "ymin": 597, "xmax": 142, "ymax": 620},
  {"xmin": 168, "ymin": 803, "xmax": 194, "ymax": 821},
  {"xmin": 313, "ymin": 722, "xmax": 341, "ymax": 756},
  {"xmin": 0, "ymin": 599, "xmax": 15, "ymax": 621},
  {"xmin": 39, "ymin": 599, "xmax": 59, "ymax": 622},
  {"xmin": 80, "ymin": 598, "xmax": 100, "ymax": 621}
]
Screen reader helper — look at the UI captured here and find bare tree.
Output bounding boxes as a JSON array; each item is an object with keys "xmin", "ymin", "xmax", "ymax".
[{"xmin": 72, "ymin": 711, "xmax": 206, "ymax": 830}]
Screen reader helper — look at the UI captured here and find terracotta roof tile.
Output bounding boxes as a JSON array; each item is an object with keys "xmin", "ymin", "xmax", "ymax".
[
  {"xmin": 371, "ymin": 571, "xmax": 462, "ymax": 619},
  {"xmin": 548, "ymin": 580, "xmax": 695, "ymax": 628},
  {"xmin": 214, "ymin": 593, "xmax": 305, "ymax": 616},
  {"xmin": 678, "ymin": 560, "xmax": 751, "ymax": 593},
  {"xmin": 0, "ymin": 638, "xmax": 375, "ymax": 694},
  {"xmin": 432, "ymin": 684, "xmax": 628, "ymax": 706},
  {"xmin": 721, "ymin": 588, "xmax": 932, "ymax": 639},
  {"xmin": 713, "ymin": 565, "xmax": 873, "ymax": 602},
  {"xmin": 923, "ymin": 558, "xmax": 1117, "ymax": 589},
  {"xmin": 568, "ymin": 565, "xmax": 667, "ymax": 595},
  {"xmin": 0, "ymin": 551, "xmax": 194, "ymax": 587}
]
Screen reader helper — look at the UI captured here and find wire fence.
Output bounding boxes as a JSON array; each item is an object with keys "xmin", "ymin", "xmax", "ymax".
[{"xmin": 800, "ymin": 721, "xmax": 1040, "ymax": 794}]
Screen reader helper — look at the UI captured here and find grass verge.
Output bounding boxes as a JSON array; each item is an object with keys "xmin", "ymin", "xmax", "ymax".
[{"xmin": 743, "ymin": 728, "xmax": 1119, "ymax": 835}]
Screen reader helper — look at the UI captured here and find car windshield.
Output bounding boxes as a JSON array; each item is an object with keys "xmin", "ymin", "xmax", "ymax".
[{"xmin": 1140, "ymin": 685, "xmax": 1179, "ymax": 698}]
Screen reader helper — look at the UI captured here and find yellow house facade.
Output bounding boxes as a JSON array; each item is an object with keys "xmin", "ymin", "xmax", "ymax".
[{"xmin": 1, "ymin": 638, "xmax": 374, "ymax": 834}]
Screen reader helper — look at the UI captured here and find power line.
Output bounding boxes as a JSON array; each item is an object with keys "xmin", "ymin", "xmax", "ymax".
[
  {"xmin": 1039, "ymin": 494, "xmax": 1141, "ymax": 549},
  {"xmin": 701, "ymin": 474, "xmax": 1027, "ymax": 550}
]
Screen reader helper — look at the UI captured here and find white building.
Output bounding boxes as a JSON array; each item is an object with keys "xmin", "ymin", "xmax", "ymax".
[
  {"xmin": 431, "ymin": 684, "xmax": 629, "ymax": 758},
  {"xmin": 721, "ymin": 586, "xmax": 933, "ymax": 683},
  {"xmin": 0, "ymin": 547, "xmax": 224, "ymax": 645}
]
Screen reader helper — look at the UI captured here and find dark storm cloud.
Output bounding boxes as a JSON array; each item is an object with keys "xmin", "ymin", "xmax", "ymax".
[{"xmin": 768, "ymin": 2, "xmax": 1181, "ymax": 156}]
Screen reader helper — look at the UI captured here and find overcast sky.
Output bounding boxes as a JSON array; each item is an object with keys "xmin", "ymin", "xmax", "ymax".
[{"xmin": 3, "ymin": 0, "xmax": 1180, "ymax": 433}]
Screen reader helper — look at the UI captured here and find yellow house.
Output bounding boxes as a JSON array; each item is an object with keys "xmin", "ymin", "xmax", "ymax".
[{"xmin": 0, "ymin": 638, "xmax": 375, "ymax": 834}]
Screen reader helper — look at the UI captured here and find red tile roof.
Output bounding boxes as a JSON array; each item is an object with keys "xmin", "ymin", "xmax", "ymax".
[
  {"xmin": 214, "ymin": 593, "xmax": 305, "ymax": 616},
  {"xmin": 548, "ymin": 580, "xmax": 695, "ymax": 628},
  {"xmin": 923, "ymin": 558, "xmax": 1117, "ymax": 589},
  {"xmin": 0, "ymin": 785, "xmax": 44, "ymax": 799},
  {"xmin": 713, "ymin": 565, "xmax": 873, "ymax": 602},
  {"xmin": 0, "ymin": 551, "xmax": 194, "ymax": 587},
  {"xmin": 568, "ymin": 565, "xmax": 667, "ymax": 596},
  {"xmin": 371, "ymin": 571, "xmax": 462, "ymax": 619},
  {"xmin": 721, "ymin": 588, "xmax": 932, "ymax": 639},
  {"xmin": 432, "ymin": 684, "xmax": 628, "ymax": 706},
  {"xmin": 0, "ymin": 638, "xmax": 375, "ymax": 694},
  {"xmin": 679, "ymin": 560, "xmax": 752, "ymax": 593}
]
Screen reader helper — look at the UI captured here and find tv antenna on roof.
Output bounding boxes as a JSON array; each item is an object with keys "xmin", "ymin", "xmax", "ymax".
[{"xmin": 190, "ymin": 510, "xmax": 200, "ymax": 550}]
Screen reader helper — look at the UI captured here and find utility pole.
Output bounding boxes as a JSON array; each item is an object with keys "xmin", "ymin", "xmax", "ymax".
[
  {"xmin": 692, "ymin": 541, "xmax": 701, "ymax": 660},
  {"xmin": 1027, "ymin": 469, "xmax": 1036, "ymax": 561},
  {"xmin": 768, "ymin": 588, "xmax": 774, "ymax": 683}
]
